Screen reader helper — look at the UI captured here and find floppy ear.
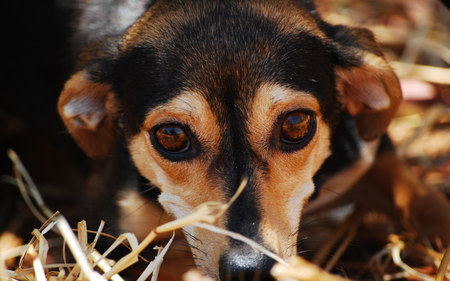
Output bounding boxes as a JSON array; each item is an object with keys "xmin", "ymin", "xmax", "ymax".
[
  {"xmin": 58, "ymin": 37, "xmax": 120, "ymax": 158},
  {"xmin": 329, "ymin": 26, "xmax": 402, "ymax": 141}
]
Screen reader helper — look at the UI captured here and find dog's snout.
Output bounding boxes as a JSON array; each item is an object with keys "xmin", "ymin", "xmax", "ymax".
[{"xmin": 219, "ymin": 248, "xmax": 276, "ymax": 281}]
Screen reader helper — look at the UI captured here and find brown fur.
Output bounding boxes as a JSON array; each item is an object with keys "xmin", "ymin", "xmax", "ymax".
[
  {"xmin": 335, "ymin": 53, "xmax": 402, "ymax": 141},
  {"xmin": 58, "ymin": 71, "xmax": 119, "ymax": 158}
]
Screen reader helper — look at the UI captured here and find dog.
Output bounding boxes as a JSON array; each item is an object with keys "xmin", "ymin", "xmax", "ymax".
[{"xmin": 51, "ymin": 0, "xmax": 450, "ymax": 280}]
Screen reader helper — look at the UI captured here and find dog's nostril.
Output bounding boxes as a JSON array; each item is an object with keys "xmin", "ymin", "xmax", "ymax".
[{"xmin": 219, "ymin": 250, "xmax": 276, "ymax": 281}]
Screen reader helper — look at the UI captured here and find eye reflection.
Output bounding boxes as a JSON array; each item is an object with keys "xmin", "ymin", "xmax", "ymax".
[
  {"xmin": 155, "ymin": 124, "xmax": 190, "ymax": 153},
  {"xmin": 280, "ymin": 112, "xmax": 312, "ymax": 143}
]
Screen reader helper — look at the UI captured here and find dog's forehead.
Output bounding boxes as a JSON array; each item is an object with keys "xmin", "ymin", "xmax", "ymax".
[
  {"xmin": 121, "ymin": 0, "xmax": 324, "ymax": 50},
  {"xmin": 116, "ymin": 0, "xmax": 338, "ymax": 134}
]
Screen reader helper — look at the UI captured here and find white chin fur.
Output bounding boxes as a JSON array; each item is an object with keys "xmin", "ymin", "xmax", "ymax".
[{"xmin": 158, "ymin": 192, "xmax": 196, "ymax": 235}]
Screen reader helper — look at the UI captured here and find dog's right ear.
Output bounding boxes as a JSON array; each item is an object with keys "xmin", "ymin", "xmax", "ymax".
[
  {"xmin": 326, "ymin": 25, "xmax": 402, "ymax": 141},
  {"xmin": 58, "ymin": 37, "xmax": 120, "ymax": 158},
  {"xmin": 302, "ymin": 1, "xmax": 401, "ymax": 140}
]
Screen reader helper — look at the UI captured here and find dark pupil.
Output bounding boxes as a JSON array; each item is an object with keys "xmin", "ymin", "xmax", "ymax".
[
  {"xmin": 156, "ymin": 125, "xmax": 188, "ymax": 152},
  {"xmin": 281, "ymin": 112, "xmax": 311, "ymax": 142}
]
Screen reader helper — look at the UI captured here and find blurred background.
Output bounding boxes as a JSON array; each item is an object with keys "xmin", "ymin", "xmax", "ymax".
[{"xmin": 301, "ymin": 0, "xmax": 450, "ymax": 280}]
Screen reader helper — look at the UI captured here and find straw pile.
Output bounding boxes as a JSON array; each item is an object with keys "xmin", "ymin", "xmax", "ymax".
[
  {"xmin": 0, "ymin": 154, "xmax": 351, "ymax": 281},
  {"xmin": 2, "ymin": 143, "xmax": 450, "ymax": 281}
]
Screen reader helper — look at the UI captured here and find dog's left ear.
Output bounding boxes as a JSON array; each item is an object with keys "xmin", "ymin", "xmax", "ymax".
[
  {"xmin": 328, "ymin": 25, "xmax": 402, "ymax": 141},
  {"xmin": 58, "ymin": 71, "xmax": 119, "ymax": 158},
  {"xmin": 58, "ymin": 37, "xmax": 121, "ymax": 158}
]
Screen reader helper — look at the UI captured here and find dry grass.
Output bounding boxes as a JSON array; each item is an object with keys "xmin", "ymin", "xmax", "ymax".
[
  {"xmin": 0, "ymin": 153, "xmax": 344, "ymax": 281},
  {"xmin": 3, "ymin": 139, "xmax": 450, "ymax": 281}
]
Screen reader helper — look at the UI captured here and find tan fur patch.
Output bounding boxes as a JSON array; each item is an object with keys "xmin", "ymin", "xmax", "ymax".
[
  {"xmin": 248, "ymin": 83, "xmax": 331, "ymax": 258},
  {"xmin": 127, "ymin": 91, "xmax": 227, "ymax": 277}
]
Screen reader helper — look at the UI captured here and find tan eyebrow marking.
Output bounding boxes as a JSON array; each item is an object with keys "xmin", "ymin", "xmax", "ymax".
[{"xmin": 247, "ymin": 83, "xmax": 322, "ymax": 159}]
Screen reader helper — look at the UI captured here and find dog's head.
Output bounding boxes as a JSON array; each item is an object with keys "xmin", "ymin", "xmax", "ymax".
[{"xmin": 58, "ymin": 0, "xmax": 401, "ymax": 279}]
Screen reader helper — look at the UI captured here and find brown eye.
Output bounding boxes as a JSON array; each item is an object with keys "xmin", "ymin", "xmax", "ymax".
[
  {"xmin": 155, "ymin": 124, "xmax": 190, "ymax": 153},
  {"xmin": 281, "ymin": 112, "xmax": 313, "ymax": 143}
]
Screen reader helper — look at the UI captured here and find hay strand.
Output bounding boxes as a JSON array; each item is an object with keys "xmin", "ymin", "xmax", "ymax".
[
  {"xmin": 55, "ymin": 215, "xmax": 103, "ymax": 281},
  {"xmin": 7, "ymin": 149, "xmax": 54, "ymax": 219},
  {"xmin": 435, "ymin": 243, "xmax": 450, "ymax": 281},
  {"xmin": 271, "ymin": 255, "xmax": 350, "ymax": 281}
]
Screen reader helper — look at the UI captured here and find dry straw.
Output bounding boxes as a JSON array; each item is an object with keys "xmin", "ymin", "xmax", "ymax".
[{"xmin": 2, "ymin": 149, "xmax": 450, "ymax": 281}]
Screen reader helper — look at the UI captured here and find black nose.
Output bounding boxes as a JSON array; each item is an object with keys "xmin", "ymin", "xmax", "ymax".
[{"xmin": 219, "ymin": 248, "xmax": 276, "ymax": 281}]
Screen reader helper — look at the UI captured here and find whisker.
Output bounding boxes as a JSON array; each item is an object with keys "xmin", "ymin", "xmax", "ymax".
[
  {"xmin": 297, "ymin": 235, "xmax": 310, "ymax": 242},
  {"xmin": 296, "ymin": 249, "xmax": 319, "ymax": 255},
  {"xmin": 168, "ymin": 247, "xmax": 195, "ymax": 256},
  {"xmin": 168, "ymin": 235, "xmax": 209, "ymax": 260},
  {"xmin": 182, "ymin": 229, "xmax": 202, "ymax": 243},
  {"xmin": 139, "ymin": 185, "xmax": 158, "ymax": 194},
  {"xmin": 300, "ymin": 217, "xmax": 332, "ymax": 229},
  {"xmin": 172, "ymin": 238, "xmax": 192, "ymax": 246},
  {"xmin": 319, "ymin": 187, "xmax": 354, "ymax": 205},
  {"xmin": 190, "ymin": 248, "xmax": 208, "ymax": 258},
  {"xmin": 297, "ymin": 236, "xmax": 342, "ymax": 246}
]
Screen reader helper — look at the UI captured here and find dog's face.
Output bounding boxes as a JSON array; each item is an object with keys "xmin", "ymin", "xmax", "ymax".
[{"xmin": 58, "ymin": 0, "xmax": 401, "ymax": 279}]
